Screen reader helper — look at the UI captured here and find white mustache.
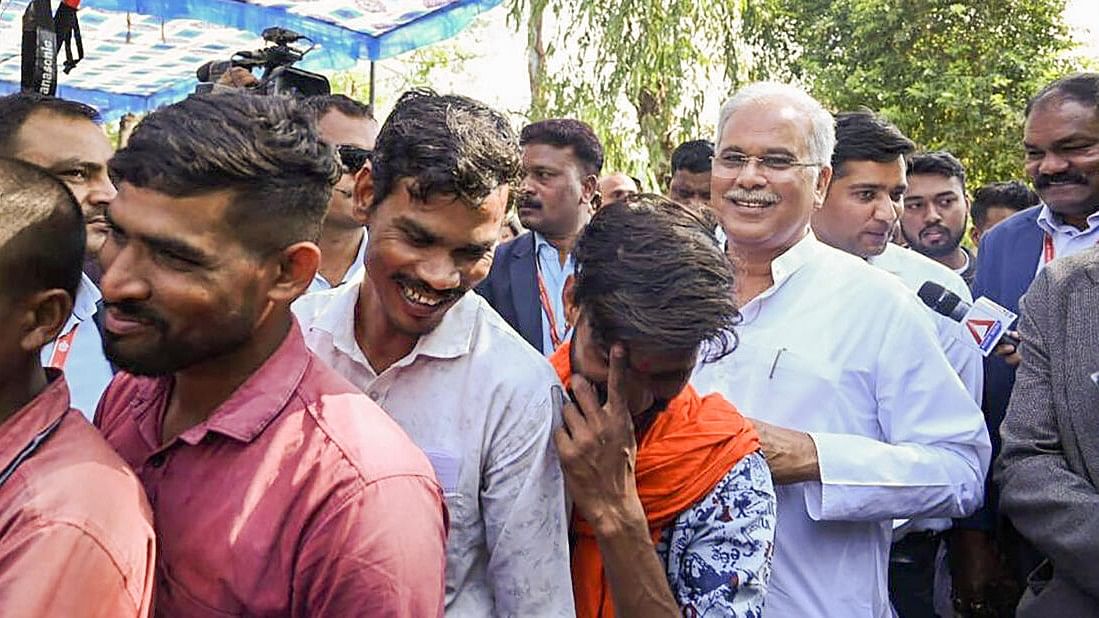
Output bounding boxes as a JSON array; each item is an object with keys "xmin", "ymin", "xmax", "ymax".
[{"xmin": 723, "ymin": 189, "xmax": 781, "ymax": 205}]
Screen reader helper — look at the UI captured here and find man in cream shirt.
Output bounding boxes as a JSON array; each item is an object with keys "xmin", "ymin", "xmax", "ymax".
[
  {"xmin": 692, "ymin": 82, "xmax": 990, "ymax": 617},
  {"xmin": 294, "ymin": 90, "xmax": 573, "ymax": 616}
]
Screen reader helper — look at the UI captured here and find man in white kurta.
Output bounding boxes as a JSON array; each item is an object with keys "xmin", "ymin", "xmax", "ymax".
[{"xmin": 693, "ymin": 82, "xmax": 990, "ymax": 617}]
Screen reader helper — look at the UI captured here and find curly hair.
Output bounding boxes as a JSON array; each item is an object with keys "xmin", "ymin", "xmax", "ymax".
[
  {"xmin": 108, "ymin": 92, "xmax": 339, "ymax": 256},
  {"xmin": 572, "ymin": 193, "xmax": 739, "ymax": 361},
  {"xmin": 371, "ymin": 89, "xmax": 521, "ymax": 209}
]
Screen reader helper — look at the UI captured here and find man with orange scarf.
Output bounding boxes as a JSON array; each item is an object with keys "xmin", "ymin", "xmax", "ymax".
[{"xmin": 550, "ymin": 193, "xmax": 776, "ymax": 617}]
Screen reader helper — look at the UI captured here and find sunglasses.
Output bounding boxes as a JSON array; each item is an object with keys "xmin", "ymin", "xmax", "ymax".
[{"xmin": 337, "ymin": 144, "xmax": 372, "ymax": 174}]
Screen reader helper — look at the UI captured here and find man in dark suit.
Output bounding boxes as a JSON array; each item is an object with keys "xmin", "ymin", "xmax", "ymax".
[
  {"xmin": 477, "ymin": 119, "xmax": 603, "ymax": 355},
  {"xmin": 952, "ymin": 72, "xmax": 1099, "ymax": 615},
  {"xmin": 996, "ymin": 246, "xmax": 1099, "ymax": 616}
]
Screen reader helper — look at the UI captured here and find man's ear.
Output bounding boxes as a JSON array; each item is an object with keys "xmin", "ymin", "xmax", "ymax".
[
  {"xmin": 354, "ymin": 161, "xmax": 376, "ymax": 227},
  {"xmin": 268, "ymin": 242, "xmax": 321, "ymax": 304},
  {"xmin": 20, "ymin": 289, "xmax": 73, "ymax": 353},
  {"xmin": 969, "ymin": 226, "xmax": 982, "ymax": 248},
  {"xmin": 580, "ymin": 173, "xmax": 598, "ymax": 207},
  {"xmin": 563, "ymin": 275, "xmax": 580, "ymax": 327},
  {"xmin": 812, "ymin": 165, "xmax": 834, "ymax": 211}
]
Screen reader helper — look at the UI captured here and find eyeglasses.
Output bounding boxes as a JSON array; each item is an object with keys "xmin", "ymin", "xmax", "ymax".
[
  {"xmin": 713, "ymin": 152, "xmax": 822, "ymax": 177},
  {"xmin": 337, "ymin": 145, "xmax": 372, "ymax": 174},
  {"xmin": 333, "ymin": 187, "xmax": 354, "ymax": 199}
]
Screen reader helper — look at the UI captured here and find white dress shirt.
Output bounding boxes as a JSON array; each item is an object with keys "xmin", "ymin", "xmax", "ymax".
[
  {"xmin": 533, "ymin": 231, "xmax": 575, "ymax": 356},
  {"xmin": 692, "ymin": 233, "xmax": 991, "ymax": 618},
  {"xmin": 1035, "ymin": 204, "xmax": 1099, "ymax": 274},
  {"xmin": 870, "ymin": 244, "xmax": 983, "ymax": 537},
  {"xmin": 293, "ymin": 285, "xmax": 574, "ymax": 617},
  {"xmin": 307, "ymin": 228, "xmax": 368, "ymax": 294},
  {"xmin": 40, "ymin": 272, "xmax": 113, "ymax": 420}
]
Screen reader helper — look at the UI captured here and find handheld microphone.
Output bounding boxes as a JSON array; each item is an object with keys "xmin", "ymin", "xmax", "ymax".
[{"xmin": 917, "ymin": 282, "xmax": 1020, "ymax": 352}]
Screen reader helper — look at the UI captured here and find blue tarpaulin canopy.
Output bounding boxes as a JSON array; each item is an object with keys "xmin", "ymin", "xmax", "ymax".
[{"xmin": 0, "ymin": 0, "xmax": 499, "ymax": 118}]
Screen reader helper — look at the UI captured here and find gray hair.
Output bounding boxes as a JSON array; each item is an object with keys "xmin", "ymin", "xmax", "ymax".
[{"xmin": 714, "ymin": 82, "xmax": 836, "ymax": 166}]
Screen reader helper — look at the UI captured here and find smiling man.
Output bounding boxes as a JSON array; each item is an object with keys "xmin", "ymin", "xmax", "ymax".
[
  {"xmin": 691, "ymin": 82, "xmax": 990, "ymax": 617},
  {"xmin": 959, "ymin": 72, "xmax": 1099, "ymax": 615},
  {"xmin": 294, "ymin": 90, "xmax": 574, "ymax": 616},
  {"xmin": 552, "ymin": 194, "xmax": 775, "ymax": 617},
  {"xmin": 94, "ymin": 92, "xmax": 446, "ymax": 616}
]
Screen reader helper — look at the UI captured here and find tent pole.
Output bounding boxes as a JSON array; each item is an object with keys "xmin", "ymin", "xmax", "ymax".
[{"xmin": 369, "ymin": 61, "xmax": 376, "ymax": 109}]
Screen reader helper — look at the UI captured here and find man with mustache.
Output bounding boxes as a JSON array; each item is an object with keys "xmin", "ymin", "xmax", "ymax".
[
  {"xmin": 0, "ymin": 93, "xmax": 116, "ymax": 420},
  {"xmin": 812, "ymin": 110, "xmax": 983, "ymax": 617},
  {"xmin": 691, "ymin": 82, "xmax": 990, "ymax": 617},
  {"xmin": 477, "ymin": 119, "xmax": 602, "ymax": 356},
  {"xmin": 900, "ymin": 152, "xmax": 977, "ymax": 287},
  {"xmin": 551, "ymin": 194, "xmax": 776, "ymax": 617},
  {"xmin": 955, "ymin": 72, "xmax": 1099, "ymax": 617},
  {"xmin": 294, "ymin": 90, "xmax": 574, "ymax": 615},
  {"xmin": 94, "ymin": 92, "xmax": 447, "ymax": 616}
]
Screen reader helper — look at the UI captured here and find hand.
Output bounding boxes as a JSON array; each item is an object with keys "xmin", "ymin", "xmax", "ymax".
[
  {"xmin": 216, "ymin": 67, "xmax": 260, "ymax": 89},
  {"xmin": 949, "ymin": 529, "xmax": 1022, "ymax": 616},
  {"xmin": 554, "ymin": 344, "xmax": 647, "ymax": 538},
  {"xmin": 748, "ymin": 417, "xmax": 820, "ymax": 484},
  {"xmin": 993, "ymin": 331, "xmax": 1022, "ymax": 367}
]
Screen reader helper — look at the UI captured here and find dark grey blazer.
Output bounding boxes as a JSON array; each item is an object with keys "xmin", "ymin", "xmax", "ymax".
[
  {"xmin": 996, "ymin": 245, "xmax": 1099, "ymax": 616},
  {"xmin": 475, "ymin": 232, "xmax": 543, "ymax": 353}
]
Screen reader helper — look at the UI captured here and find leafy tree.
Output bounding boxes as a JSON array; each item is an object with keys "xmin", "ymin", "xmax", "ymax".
[
  {"xmin": 508, "ymin": 0, "xmax": 742, "ymax": 190},
  {"xmin": 740, "ymin": 0, "xmax": 1083, "ymax": 188}
]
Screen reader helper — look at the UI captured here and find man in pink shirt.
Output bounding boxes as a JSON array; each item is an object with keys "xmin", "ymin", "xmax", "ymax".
[
  {"xmin": 0, "ymin": 157, "xmax": 154, "ymax": 616},
  {"xmin": 94, "ymin": 93, "xmax": 447, "ymax": 616}
]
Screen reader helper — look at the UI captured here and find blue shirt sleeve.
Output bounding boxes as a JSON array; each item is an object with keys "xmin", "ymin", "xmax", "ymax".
[{"xmin": 657, "ymin": 451, "xmax": 776, "ymax": 617}]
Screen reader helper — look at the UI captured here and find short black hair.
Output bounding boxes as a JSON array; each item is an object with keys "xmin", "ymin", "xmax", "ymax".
[
  {"xmin": 670, "ymin": 139, "xmax": 714, "ymax": 174},
  {"xmin": 520, "ymin": 118, "xmax": 604, "ymax": 177},
  {"xmin": 0, "ymin": 157, "xmax": 85, "ymax": 301},
  {"xmin": 831, "ymin": 110, "xmax": 915, "ymax": 178},
  {"xmin": 371, "ymin": 89, "xmax": 521, "ymax": 209},
  {"xmin": 971, "ymin": 180, "xmax": 1039, "ymax": 226},
  {"xmin": 302, "ymin": 94, "xmax": 375, "ymax": 121},
  {"xmin": 109, "ymin": 92, "xmax": 339, "ymax": 255},
  {"xmin": 1026, "ymin": 72, "xmax": 1099, "ymax": 117},
  {"xmin": 573, "ymin": 193, "xmax": 739, "ymax": 362},
  {"xmin": 0, "ymin": 92, "xmax": 101, "ymax": 157},
  {"xmin": 907, "ymin": 151, "xmax": 967, "ymax": 192}
]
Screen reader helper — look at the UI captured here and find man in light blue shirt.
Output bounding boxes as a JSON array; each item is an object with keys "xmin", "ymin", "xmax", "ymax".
[
  {"xmin": 477, "ymin": 119, "xmax": 603, "ymax": 355},
  {"xmin": 0, "ymin": 93, "xmax": 116, "ymax": 418}
]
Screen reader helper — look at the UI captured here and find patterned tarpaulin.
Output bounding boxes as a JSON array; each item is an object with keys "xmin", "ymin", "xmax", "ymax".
[{"xmin": 0, "ymin": 0, "xmax": 500, "ymax": 118}]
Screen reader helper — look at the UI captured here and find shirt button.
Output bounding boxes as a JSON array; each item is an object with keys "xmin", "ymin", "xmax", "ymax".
[
  {"xmin": 368, "ymin": 391, "xmax": 380, "ymax": 400},
  {"xmin": 148, "ymin": 453, "xmax": 167, "ymax": 468}
]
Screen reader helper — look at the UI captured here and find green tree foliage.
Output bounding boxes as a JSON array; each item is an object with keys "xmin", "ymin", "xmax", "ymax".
[
  {"xmin": 508, "ymin": 0, "xmax": 742, "ymax": 189},
  {"xmin": 741, "ymin": 0, "xmax": 1081, "ymax": 188},
  {"xmin": 511, "ymin": 0, "xmax": 1084, "ymax": 190}
]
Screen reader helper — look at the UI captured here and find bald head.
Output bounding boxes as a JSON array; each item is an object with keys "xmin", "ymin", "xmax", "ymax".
[
  {"xmin": 0, "ymin": 158, "xmax": 85, "ymax": 301},
  {"xmin": 598, "ymin": 172, "xmax": 640, "ymax": 205}
]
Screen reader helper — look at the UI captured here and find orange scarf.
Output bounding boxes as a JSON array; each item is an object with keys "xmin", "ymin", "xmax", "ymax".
[{"xmin": 550, "ymin": 342, "xmax": 760, "ymax": 618}]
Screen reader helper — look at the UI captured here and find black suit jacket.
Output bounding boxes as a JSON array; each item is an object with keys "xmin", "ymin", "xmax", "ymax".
[{"xmin": 476, "ymin": 232, "xmax": 544, "ymax": 353}]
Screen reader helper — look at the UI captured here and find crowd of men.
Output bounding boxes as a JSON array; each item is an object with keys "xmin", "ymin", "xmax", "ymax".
[{"xmin": 0, "ymin": 68, "xmax": 1096, "ymax": 618}]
